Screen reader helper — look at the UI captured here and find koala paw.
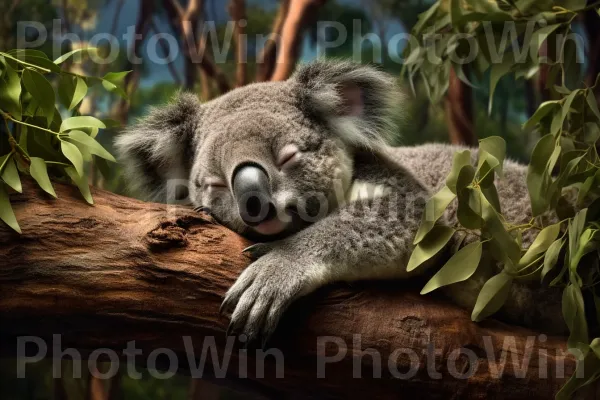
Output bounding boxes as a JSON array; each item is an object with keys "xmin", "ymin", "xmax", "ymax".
[{"xmin": 221, "ymin": 250, "xmax": 322, "ymax": 347}]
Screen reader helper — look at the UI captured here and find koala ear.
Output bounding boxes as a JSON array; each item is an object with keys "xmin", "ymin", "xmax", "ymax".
[
  {"xmin": 291, "ymin": 60, "xmax": 399, "ymax": 148},
  {"xmin": 115, "ymin": 92, "xmax": 201, "ymax": 202}
]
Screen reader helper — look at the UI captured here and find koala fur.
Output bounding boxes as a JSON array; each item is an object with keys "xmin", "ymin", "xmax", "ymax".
[{"xmin": 116, "ymin": 60, "xmax": 565, "ymax": 345}]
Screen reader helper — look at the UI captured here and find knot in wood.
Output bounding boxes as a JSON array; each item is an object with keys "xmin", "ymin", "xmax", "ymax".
[{"xmin": 145, "ymin": 214, "xmax": 207, "ymax": 251}]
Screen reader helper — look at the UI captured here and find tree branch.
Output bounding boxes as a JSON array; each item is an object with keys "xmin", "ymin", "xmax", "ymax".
[
  {"xmin": 228, "ymin": 0, "xmax": 248, "ymax": 87},
  {"xmin": 256, "ymin": 0, "xmax": 290, "ymax": 82},
  {"xmin": 270, "ymin": 0, "xmax": 326, "ymax": 82},
  {"xmin": 0, "ymin": 179, "xmax": 579, "ymax": 399}
]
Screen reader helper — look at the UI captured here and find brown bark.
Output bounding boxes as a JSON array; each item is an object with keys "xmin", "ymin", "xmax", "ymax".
[
  {"xmin": 271, "ymin": 0, "xmax": 326, "ymax": 81},
  {"xmin": 445, "ymin": 66, "xmax": 477, "ymax": 146},
  {"xmin": 229, "ymin": 0, "xmax": 248, "ymax": 87},
  {"xmin": 256, "ymin": 0, "xmax": 290, "ymax": 82},
  {"xmin": 162, "ymin": 0, "xmax": 231, "ymax": 94},
  {"xmin": 0, "ymin": 180, "xmax": 582, "ymax": 399}
]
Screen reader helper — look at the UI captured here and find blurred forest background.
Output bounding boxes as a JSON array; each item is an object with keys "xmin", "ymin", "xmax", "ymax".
[{"xmin": 1, "ymin": 0, "xmax": 599, "ymax": 398}]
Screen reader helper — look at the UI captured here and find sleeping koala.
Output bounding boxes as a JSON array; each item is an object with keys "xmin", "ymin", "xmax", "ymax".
[{"xmin": 116, "ymin": 60, "xmax": 564, "ymax": 345}]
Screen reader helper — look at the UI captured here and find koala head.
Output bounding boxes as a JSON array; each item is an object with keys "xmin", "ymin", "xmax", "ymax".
[{"xmin": 116, "ymin": 61, "xmax": 398, "ymax": 240}]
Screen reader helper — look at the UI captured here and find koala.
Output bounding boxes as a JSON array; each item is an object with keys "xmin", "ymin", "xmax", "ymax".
[{"xmin": 116, "ymin": 60, "xmax": 565, "ymax": 345}]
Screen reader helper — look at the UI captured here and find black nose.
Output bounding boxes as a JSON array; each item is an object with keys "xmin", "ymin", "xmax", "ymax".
[{"xmin": 232, "ymin": 164, "xmax": 276, "ymax": 226}]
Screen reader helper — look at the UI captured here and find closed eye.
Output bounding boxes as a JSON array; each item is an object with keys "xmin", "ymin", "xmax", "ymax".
[
  {"xmin": 202, "ymin": 177, "xmax": 227, "ymax": 190},
  {"xmin": 277, "ymin": 144, "xmax": 300, "ymax": 170}
]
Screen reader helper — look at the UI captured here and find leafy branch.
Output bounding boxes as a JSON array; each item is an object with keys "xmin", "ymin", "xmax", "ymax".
[{"xmin": 0, "ymin": 47, "xmax": 129, "ymax": 233}]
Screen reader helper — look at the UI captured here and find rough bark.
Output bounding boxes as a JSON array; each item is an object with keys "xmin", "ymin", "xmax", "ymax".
[
  {"xmin": 0, "ymin": 180, "xmax": 584, "ymax": 399},
  {"xmin": 445, "ymin": 66, "xmax": 477, "ymax": 146}
]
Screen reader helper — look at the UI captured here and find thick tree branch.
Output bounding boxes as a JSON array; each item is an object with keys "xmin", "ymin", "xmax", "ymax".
[{"xmin": 0, "ymin": 180, "xmax": 581, "ymax": 398}]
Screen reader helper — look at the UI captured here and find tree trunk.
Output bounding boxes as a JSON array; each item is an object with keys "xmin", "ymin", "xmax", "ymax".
[
  {"xmin": 0, "ymin": 180, "xmax": 583, "ymax": 399},
  {"xmin": 270, "ymin": 0, "xmax": 326, "ymax": 81},
  {"xmin": 445, "ymin": 66, "xmax": 477, "ymax": 146}
]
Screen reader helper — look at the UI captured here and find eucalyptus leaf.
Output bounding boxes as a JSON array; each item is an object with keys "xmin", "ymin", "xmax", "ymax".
[
  {"xmin": 446, "ymin": 150, "xmax": 472, "ymax": 193},
  {"xmin": 478, "ymin": 136, "xmax": 506, "ymax": 177},
  {"xmin": 64, "ymin": 166, "xmax": 93, "ymax": 205},
  {"xmin": 60, "ymin": 116, "xmax": 106, "ymax": 132},
  {"xmin": 471, "ymin": 271, "xmax": 513, "ymax": 322},
  {"xmin": 22, "ymin": 69, "xmax": 55, "ymax": 124},
  {"xmin": 29, "ymin": 157, "xmax": 57, "ymax": 198},
  {"xmin": 523, "ymin": 101, "xmax": 560, "ymax": 130},
  {"xmin": 421, "ymin": 241, "xmax": 482, "ymax": 294},
  {"xmin": 414, "ymin": 186, "xmax": 456, "ymax": 244},
  {"xmin": 407, "ymin": 225, "xmax": 455, "ymax": 272},
  {"xmin": 562, "ymin": 283, "xmax": 589, "ymax": 351},
  {"xmin": 586, "ymin": 90, "xmax": 600, "ymax": 122},
  {"xmin": 60, "ymin": 140, "xmax": 84, "ymax": 177},
  {"xmin": 541, "ymin": 239, "xmax": 564, "ymax": 281},
  {"xmin": 0, "ymin": 63, "xmax": 22, "ymax": 119},
  {"xmin": 0, "ymin": 182, "xmax": 21, "ymax": 233},
  {"xmin": 527, "ymin": 135, "xmax": 555, "ymax": 216},
  {"xmin": 53, "ymin": 47, "xmax": 98, "ymax": 64},
  {"xmin": 67, "ymin": 130, "xmax": 116, "ymax": 162},
  {"xmin": 1, "ymin": 156, "xmax": 22, "ymax": 193},
  {"xmin": 518, "ymin": 222, "xmax": 562, "ymax": 268}
]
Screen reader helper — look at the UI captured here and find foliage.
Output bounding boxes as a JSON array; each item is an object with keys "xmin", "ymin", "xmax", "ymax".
[
  {"xmin": 0, "ymin": 47, "xmax": 127, "ymax": 233},
  {"xmin": 403, "ymin": 1, "xmax": 600, "ymax": 397}
]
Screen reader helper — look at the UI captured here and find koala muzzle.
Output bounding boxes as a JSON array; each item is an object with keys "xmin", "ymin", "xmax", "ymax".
[{"xmin": 232, "ymin": 164, "xmax": 277, "ymax": 226}]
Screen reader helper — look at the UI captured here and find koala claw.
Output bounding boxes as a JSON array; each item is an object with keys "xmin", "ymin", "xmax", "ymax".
[
  {"xmin": 242, "ymin": 243, "xmax": 274, "ymax": 259},
  {"xmin": 222, "ymin": 251, "xmax": 318, "ymax": 346}
]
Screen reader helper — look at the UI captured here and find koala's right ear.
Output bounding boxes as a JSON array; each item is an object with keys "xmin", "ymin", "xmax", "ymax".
[
  {"xmin": 115, "ymin": 92, "xmax": 202, "ymax": 202},
  {"xmin": 291, "ymin": 60, "xmax": 400, "ymax": 149}
]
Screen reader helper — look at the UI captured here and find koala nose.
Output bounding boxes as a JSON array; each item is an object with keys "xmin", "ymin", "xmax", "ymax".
[{"xmin": 232, "ymin": 164, "xmax": 276, "ymax": 226}]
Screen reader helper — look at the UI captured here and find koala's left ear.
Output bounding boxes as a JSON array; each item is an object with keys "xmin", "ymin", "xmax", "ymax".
[{"xmin": 291, "ymin": 60, "xmax": 399, "ymax": 148}]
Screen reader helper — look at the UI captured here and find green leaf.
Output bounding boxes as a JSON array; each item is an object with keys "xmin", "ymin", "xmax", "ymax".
[
  {"xmin": 586, "ymin": 90, "xmax": 600, "ymax": 122},
  {"xmin": 70, "ymin": 76, "xmax": 87, "ymax": 111},
  {"xmin": 562, "ymin": 283, "xmax": 589, "ymax": 351},
  {"xmin": 530, "ymin": 25, "xmax": 561, "ymax": 62},
  {"xmin": 407, "ymin": 225, "xmax": 455, "ymax": 272},
  {"xmin": 100, "ymin": 71, "xmax": 131, "ymax": 99},
  {"xmin": 5, "ymin": 51, "xmax": 61, "ymax": 73},
  {"xmin": 583, "ymin": 122, "xmax": 600, "ymax": 144},
  {"xmin": 478, "ymin": 136, "xmax": 506, "ymax": 177},
  {"xmin": 22, "ymin": 69, "xmax": 55, "ymax": 124},
  {"xmin": 414, "ymin": 186, "xmax": 457, "ymax": 244},
  {"xmin": 541, "ymin": 239, "xmax": 564, "ymax": 281},
  {"xmin": 523, "ymin": 101, "xmax": 560, "ymax": 130},
  {"xmin": 527, "ymin": 135, "xmax": 555, "ymax": 216},
  {"xmin": 571, "ymin": 228, "xmax": 599, "ymax": 272},
  {"xmin": 446, "ymin": 150, "xmax": 472, "ymax": 193},
  {"xmin": 578, "ymin": 175, "xmax": 595, "ymax": 206},
  {"xmin": 481, "ymin": 194, "xmax": 521, "ymax": 264},
  {"xmin": 421, "ymin": 241, "xmax": 483, "ymax": 294},
  {"xmin": 518, "ymin": 222, "xmax": 561, "ymax": 268},
  {"xmin": 471, "ymin": 271, "xmax": 513, "ymax": 322},
  {"xmin": 64, "ymin": 166, "xmax": 93, "ymax": 205},
  {"xmin": 29, "ymin": 157, "xmax": 57, "ymax": 198},
  {"xmin": 67, "ymin": 130, "xmax": 116, "ymax": 162},
  {"xmin": 60, "ymin": 116, "xmax": 106, "ymax": 132},
  {"xmin": 457, "ymin": 187, "xmax": 484, "ymax": 229},
  {"xmin": 0, "ymin": 182, "xmax": 21, "ymax": 233},
  {"xmin": 413, "ymin": 1, "xmax": 440, "ymax": 34},
  {"xmin": 0, "ymin": 63, "xmax": 22, "ymax": 119},
  {"xmin": 60, "ymin": 140, "xmax": 84, "ymax": 177},
  {"xmin": 489, "ymin": 57, "xmax": 513, "ymax": 114},
  {"xmin": 555, "ymin": 345, "xmax": 600, "ymax": 400},
  {"xmin": 53, "ymin": 47, "xmax": 98, "ymax": 64},
  {"xmin": 1, "ymin": 155, "xmax": 21, "ymax": 193}
]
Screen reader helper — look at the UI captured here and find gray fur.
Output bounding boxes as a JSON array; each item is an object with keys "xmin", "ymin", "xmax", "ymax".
[{"xmin": 116, "ymin": 60, "xmax": 566, "ymax": 344}]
